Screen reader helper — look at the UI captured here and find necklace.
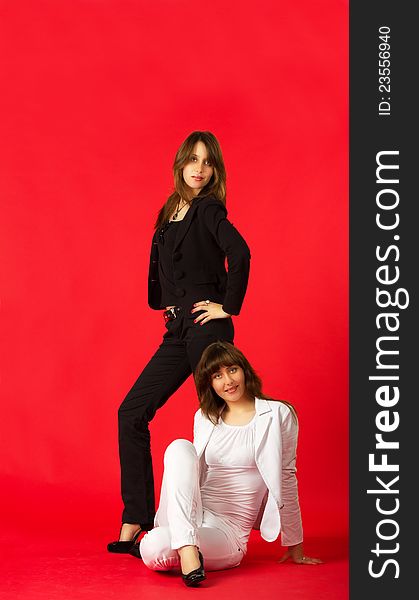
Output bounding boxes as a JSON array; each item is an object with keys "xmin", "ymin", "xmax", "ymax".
[{"xmin": 171, "ymin": 199, "xmax": 189, "ymax": 221}]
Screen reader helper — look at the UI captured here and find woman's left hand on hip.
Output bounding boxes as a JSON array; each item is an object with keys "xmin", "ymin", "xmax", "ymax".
[{"xmin": 191, "ymin": 301, "xmax": 231, "ymax": 325}]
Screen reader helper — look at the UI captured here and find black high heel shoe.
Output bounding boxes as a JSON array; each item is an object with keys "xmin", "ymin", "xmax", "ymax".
[
  {"xmin": 107, "ymin": 527, "xmax": 142, "ymax": 554},
  {"xmin": 182, "ymin": 551, "xmax": 206, "ymax": 587},
  {"xmin": 128, "ymin": 540, "xmax": 142, "ymax": 559}
]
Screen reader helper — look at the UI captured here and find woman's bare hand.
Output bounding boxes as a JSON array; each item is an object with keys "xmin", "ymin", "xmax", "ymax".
[
  {"xmin": 278, "ymin": 543, "xmax": 323, "ymax": 565},
  {"xmin": 190, "ymin": 301, "xmax": 231, "ymax": 325}
]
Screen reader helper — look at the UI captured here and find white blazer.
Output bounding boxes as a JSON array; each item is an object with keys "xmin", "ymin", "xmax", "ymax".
[{"xmin": 193, "ymin": 397, "xmax": 303, "ymax": 545}]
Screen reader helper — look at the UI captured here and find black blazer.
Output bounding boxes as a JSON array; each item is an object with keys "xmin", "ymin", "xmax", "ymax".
[{"xmin": 148, "ymin": 195, "xmax": 251, "ymax": 316}]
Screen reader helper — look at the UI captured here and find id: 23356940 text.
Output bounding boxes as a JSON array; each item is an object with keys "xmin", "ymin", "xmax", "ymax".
[{"xmin": 378, "ymin": 26, "xmax": 391, "ymax": 116}]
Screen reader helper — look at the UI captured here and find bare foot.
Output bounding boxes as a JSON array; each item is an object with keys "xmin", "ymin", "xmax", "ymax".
[
  {"xmin": 119, "ymin": 523, "xmax": 141, "ymax": 541},
  {"xmin": 178, "ymin": 545, "xmax": 200, "ymax": 575}
]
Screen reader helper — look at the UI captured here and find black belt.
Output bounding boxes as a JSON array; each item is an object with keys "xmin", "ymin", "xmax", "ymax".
[{"xmin": 163, "ymin": 306, "xmax": 183, "ymax": 323}]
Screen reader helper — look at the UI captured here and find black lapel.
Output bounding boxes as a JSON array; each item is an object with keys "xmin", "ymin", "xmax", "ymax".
[{"xmin": 173, "ymin": 197, "xmax": 201, "ymax": 251}]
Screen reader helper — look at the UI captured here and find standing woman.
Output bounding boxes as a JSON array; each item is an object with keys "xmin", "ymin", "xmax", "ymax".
[{"xmin": 107, "ymin": 131, "xmax": 251, "ymax": 551}]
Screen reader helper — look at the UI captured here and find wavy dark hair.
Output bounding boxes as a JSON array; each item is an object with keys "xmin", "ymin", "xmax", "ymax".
[
  {"xmin": 194, "ymin": 341, "xmax": 297, "ymax": 425},
  {"xmin": 155, "ymin": 131, "xmax": 227, "ymax": 229}
]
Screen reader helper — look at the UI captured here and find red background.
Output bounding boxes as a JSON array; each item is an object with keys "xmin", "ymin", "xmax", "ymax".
[{"xmin": 0, "ymin": 0, "xmax": 348, "ymax": 556}]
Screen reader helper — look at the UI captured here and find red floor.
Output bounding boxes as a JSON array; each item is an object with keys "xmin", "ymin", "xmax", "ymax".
[{"xmin": 2, "ymin": 531, "xmax": 348, "ymax": 600}]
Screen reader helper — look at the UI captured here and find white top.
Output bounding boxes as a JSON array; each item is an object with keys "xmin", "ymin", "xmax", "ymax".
[{"xmin": 201, "ymin": 415, "xmax": 268, "ymax": 551}]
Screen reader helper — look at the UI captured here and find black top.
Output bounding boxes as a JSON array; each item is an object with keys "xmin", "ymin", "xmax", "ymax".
[{"xmin": 157, "ymin": 220, "xmax": 181, "ymax": 306}]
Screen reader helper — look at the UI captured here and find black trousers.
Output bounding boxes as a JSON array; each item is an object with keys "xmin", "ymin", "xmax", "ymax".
[{"xmin": 118, "ymin": 307, "xmax": 234, "ymax": 527}]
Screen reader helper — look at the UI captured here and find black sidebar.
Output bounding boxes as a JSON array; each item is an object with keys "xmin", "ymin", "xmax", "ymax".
[{"xmin": 350, "ymin": 2, "xmax": 416, "ymax": 598}]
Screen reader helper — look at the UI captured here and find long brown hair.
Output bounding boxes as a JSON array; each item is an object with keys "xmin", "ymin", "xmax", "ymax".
[
  {"xmin": 155, "ymin": 131, "xmax": 227, "ymax": 230},
  {"xmin": 194, "ymin": 341, "xmax": 297, "ymax": 425}
]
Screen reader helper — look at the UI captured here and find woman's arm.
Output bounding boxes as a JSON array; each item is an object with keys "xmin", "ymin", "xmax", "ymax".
[
  {"xmin": 148, "ymin": 232, "xmax": 163, "ymax": 310},
  {"xmin": 192, "ymin": 200, "xmax": 251, "ymax": 320},
  {"xmin": 278, "ymin": 406, "xmax": 322, "ymax": 565},
  {"xmin": 278, "ymin": 406, "xmax": 303, "ymax": 547}
]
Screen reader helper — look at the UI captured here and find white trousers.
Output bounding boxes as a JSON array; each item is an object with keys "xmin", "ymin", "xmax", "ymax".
[{"xmin": 140, "ymin": 439, "xmax": 244, "ymax": 572}]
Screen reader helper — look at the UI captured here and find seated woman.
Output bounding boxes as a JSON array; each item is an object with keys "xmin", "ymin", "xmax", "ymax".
[{"xmin": 139, "ymin": 341, "xmax": 321, "ymax": 586}]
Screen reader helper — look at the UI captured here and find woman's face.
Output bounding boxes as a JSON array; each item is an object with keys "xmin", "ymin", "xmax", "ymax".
[
  {"xmin": 182, "ymin": 141, "xmax": 214, "ymax": 195},
  {"xmin": 211, "ymin": 365, "xmax": 247, "ymax": 404}
]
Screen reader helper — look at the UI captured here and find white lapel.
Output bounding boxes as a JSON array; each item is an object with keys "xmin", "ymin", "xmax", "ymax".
[
  {"xmin": 255, "ymin": 397, "xmax": 272, "ymax": 459},
  {"xmin": 194, "ymin": 413, "xmax": 216, "ymax": 458}
]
